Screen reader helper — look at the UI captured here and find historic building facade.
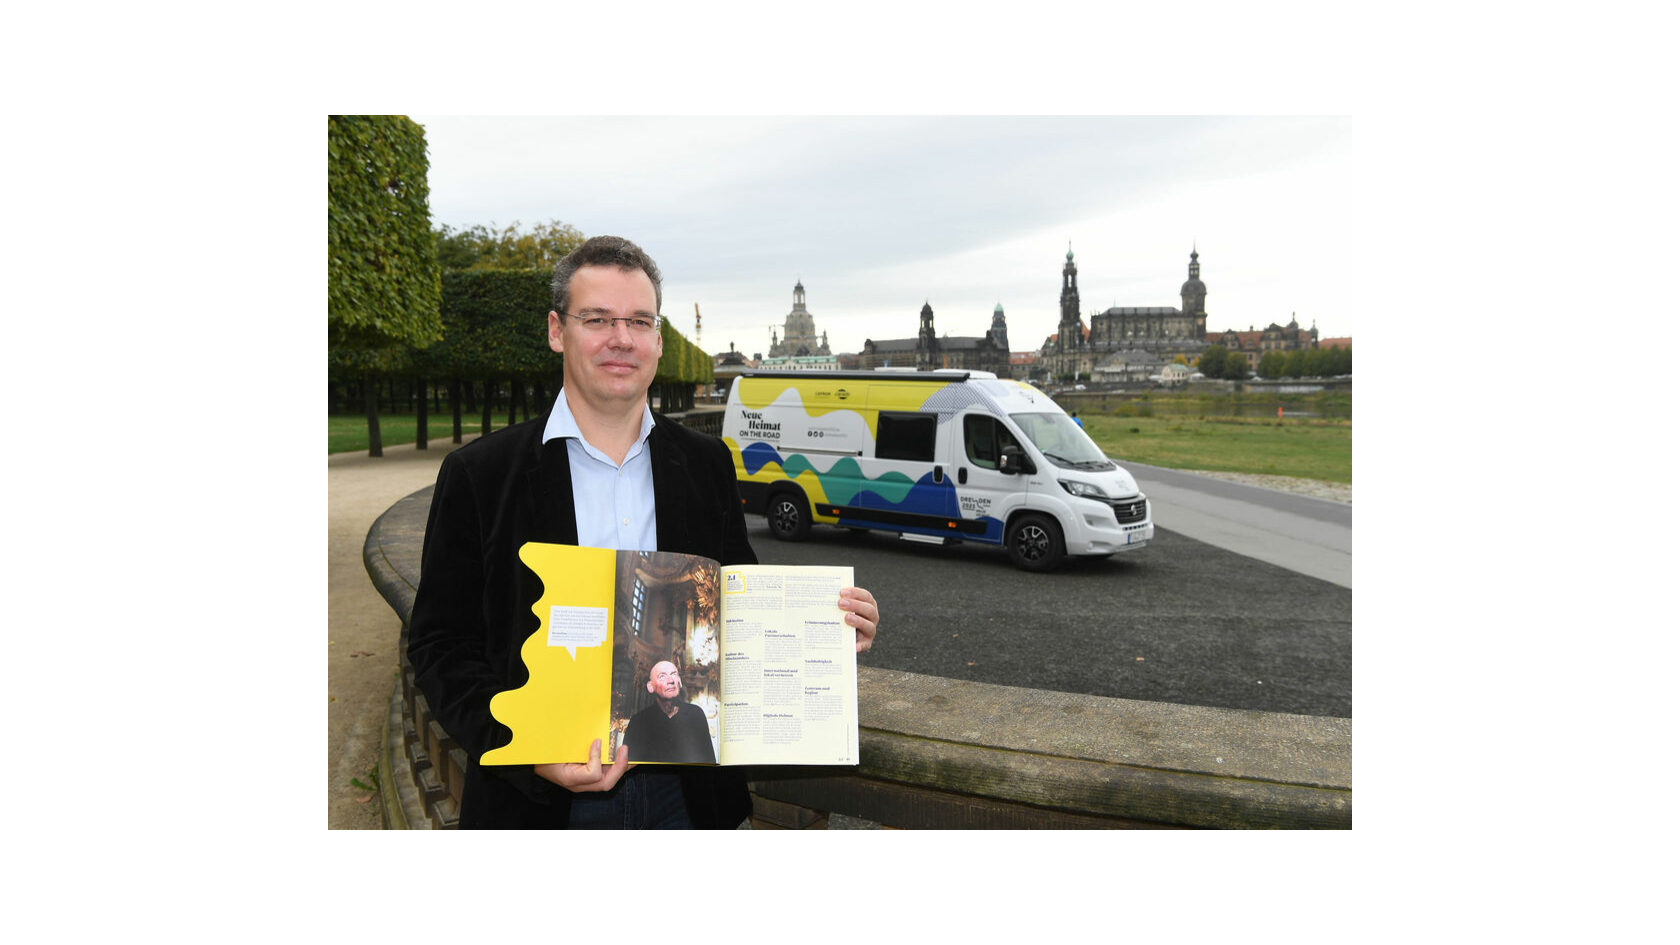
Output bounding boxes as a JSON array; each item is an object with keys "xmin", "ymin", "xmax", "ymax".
[
  {"xmin": 767, "ymin": 280, "xmax": 832, "ymax": 359},
  {"xmin": 1046, "ymin": 245, "xmax": 1327, "ymax": 381},
  {"xmin": 1049, "ymin": 246, "xmax": 1212, "ymax": 380},
  {"xmin": 857, "ymin": 301, "xmax": 1011, "ymax": 374},
  {"xmin": 759, "ymin": 354, "xmax": 840, "ymax": 371},
  {"xmin": 1211, "ymin": 315, "xmax": 1320, "ymax": 372}
]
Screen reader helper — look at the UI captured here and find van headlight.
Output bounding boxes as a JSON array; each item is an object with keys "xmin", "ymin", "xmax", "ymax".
[{"xmin": 1058, "ymin": 479, "xmax": 1109, "ymax": 500}]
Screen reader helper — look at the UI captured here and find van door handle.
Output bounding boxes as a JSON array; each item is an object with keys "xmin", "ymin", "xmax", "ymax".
[
  {"xmin": 958, "ymin": 467, "xmax": 968, "ymax": 485},
  {"xmin": 933, "ymin": 465, "xmax": 944, "ymax": 484}
]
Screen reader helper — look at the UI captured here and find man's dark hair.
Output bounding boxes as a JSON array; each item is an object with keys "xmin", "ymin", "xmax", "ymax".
[{"xmin": 551, "ymin": 235, "xmax": 664, "ymax": 315}]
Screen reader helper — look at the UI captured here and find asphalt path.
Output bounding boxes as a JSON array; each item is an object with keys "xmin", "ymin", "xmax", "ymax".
[
  {"xmin": 1125, "ymin": 462, "xmax": 1352, "ymax": 589},
  {"xmin": 747, "ymin": 479, "xmax": 1352, "ymax": 718}
]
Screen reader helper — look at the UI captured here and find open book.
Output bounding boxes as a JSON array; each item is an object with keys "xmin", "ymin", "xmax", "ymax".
[{"xmin": 480, "ymin": 543, "xmax": 858, "ymax": 767}]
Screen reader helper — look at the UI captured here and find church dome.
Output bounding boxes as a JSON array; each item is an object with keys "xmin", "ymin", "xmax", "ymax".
[{"xmin": 1181, "ymin": 248, "xmax": 1205, "ymax": 298}]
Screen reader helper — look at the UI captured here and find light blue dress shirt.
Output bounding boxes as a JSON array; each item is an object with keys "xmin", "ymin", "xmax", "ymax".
[{"xmin": 541, "ymin": 388, "xmax": 659, "ymax": 551}]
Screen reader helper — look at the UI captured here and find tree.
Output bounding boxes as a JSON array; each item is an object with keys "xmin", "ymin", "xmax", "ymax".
[
  {"xmin": 1223, "ymin": 351, "xmax": 1252, "ymax": 380},
  {"xmin": 435, "ymin": 226, "xmax": 482, "ymax": 271},
  {"xmin": 426, "ymin": 268, "xmax": 555, "ymax": 439},
  {"xmin": 328, "ymin": 115, "xmax": 442, "ymax": 456},
  {"xmin": 1197, "ymin": 345, "xmax": 1228, "ymax": 378},
  {"xmin": 1258, "ymin": 351, "xmax": 1289, "ymax": 379},
  {"xmin": 434, "ymin": 220, "xmax": 586, "ymax": 271},
  {"xmin": 1322, "ymin": 344, "xmax": 1352, "ymax": 376},
  {"xmin": 424, "ymin": 219, "xmax": 586, "ymax": 443}
]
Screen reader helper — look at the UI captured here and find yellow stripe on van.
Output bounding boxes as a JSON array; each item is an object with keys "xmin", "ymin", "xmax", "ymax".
[
  {"xmin": 733, "ymin": 378, "xmax": 872, "ymax": 418},
  {"xmin": 736, "ymin": 378, "xmax": 953, "ymax": 415},
  {"xmin": 863, "ymin": 383, "xmax": 947, "ymax": 412}
]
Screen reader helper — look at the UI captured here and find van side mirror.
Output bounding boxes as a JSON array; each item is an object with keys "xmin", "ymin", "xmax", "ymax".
[{"xmin": 1000, "ymin": 445, "xmax": 1033, "ymax": 475}]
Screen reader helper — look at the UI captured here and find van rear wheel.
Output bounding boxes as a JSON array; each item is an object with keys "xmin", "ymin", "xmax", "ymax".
[
  {"xmin": 1006, "ymin": 513, "xmax": 1065, "ymax": 571},
  {"xmin": 767, "ymin": 491, "xmax": 811, "ymax": 541}
]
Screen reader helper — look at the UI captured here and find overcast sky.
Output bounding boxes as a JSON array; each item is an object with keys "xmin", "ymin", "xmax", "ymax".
[{"xmin": 414, "ymin": 115, "xmax": 1350, "ymax": 358}]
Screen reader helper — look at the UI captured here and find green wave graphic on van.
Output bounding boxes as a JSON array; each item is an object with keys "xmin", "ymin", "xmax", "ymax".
[{"xmin": 739, "ymin": 443, "xmax": 915, "ymax": 505}]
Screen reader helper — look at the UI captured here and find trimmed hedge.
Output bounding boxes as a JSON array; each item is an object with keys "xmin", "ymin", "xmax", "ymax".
[
  {"xmin": 417, "ymin": 267, "xmax": 713, "ymax": 390},
  {"xmin": 327, "ymin": 116, "xmax": 441, "ymax": 351}
]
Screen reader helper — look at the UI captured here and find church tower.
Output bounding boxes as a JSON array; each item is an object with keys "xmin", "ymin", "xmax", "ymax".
[
  {"xmin": 1057, "ymin": 244, "xmax": 1085, "ymax": 376},
  {"xmin": 1180, "ymin": 247, "xmax": 1208, "ymax": 338},
  {"xmin": 1059, "ymin": 245, "xmax": 1082, "ymax": 335},
  {"xmin": 988, "ymin": 302, "xmax": 1010, "ymax": 352},
  {"xmin": 917, "ymin": 301, "xmax": 938, "ymax": 370}
]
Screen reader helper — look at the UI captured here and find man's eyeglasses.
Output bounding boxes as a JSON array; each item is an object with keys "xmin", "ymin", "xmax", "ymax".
[{"xmin": 565, "ymin": 312, "xmax": 662, "ymax": 334}]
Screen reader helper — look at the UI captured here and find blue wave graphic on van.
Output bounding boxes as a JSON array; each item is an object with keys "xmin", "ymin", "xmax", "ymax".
[
  {"xmin": 843, "ymin": 471, "xmax": 1006, "ymax": 543},
  {"xmin": 863, "ymin": 471, "xmax": 959, "ymax": 517},
  {"xmin": 739, "ymin": 441, "xmax": 789, "ymax": 477}
]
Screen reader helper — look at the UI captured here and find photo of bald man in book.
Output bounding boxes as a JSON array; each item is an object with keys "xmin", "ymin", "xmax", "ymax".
[{"xmin": 609, "ymin": 551, "xmax": 722, "ymax": 764}]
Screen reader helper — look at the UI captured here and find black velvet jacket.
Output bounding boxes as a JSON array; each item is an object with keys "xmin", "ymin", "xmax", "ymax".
[{"xmin": 406, "ymin": 408, "xmax": 757, "ymax": 828}]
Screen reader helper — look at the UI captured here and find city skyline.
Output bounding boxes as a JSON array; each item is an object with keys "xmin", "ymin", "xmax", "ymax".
[{"xmin": 414, "ymin": 116, "xmax": 1351, "ymax": 356}]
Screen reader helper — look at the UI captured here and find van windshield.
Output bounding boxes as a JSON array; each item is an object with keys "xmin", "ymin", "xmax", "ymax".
[{"xmin": 1008, "ymin": 412, "xmax": 1115, "ymax": 470}]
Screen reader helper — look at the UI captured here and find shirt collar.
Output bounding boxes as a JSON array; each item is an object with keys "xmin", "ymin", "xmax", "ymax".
[{"xmin": 543, "ymin": 387, "xmax": 656, "ymax": 450}]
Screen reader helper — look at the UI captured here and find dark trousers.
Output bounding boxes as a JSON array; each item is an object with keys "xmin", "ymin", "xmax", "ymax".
[{"xmin": 565, "ymin": 770, "xmax": 693, "ymax": 829}]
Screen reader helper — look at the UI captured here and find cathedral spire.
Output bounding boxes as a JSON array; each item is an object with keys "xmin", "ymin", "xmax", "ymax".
[{"xmin": 1181, "ymin": 247, "xmax": 1207, "ymax": 325}]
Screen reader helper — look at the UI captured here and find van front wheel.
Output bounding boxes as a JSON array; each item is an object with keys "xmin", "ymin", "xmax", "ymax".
[
  {"xmin": 1006, "ymin": 513, "xmax": 1065, "ymax": 571},
  {"xmin": 767, "ymin": 491, "xmax": 811, "ymax": 541}
]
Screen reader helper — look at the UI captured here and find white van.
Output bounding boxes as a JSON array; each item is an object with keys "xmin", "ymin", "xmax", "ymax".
[{"xmin": 722, "ymin": 369, "xmax": 1153, "ymax": 571}]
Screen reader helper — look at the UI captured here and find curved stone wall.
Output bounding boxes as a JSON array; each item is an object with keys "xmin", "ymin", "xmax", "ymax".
[{"xmin": 365, "ymin": 490, "xmax": 1351, "ymax": 829}]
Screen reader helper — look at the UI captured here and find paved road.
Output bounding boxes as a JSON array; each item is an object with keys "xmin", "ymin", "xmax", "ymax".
[
  {"xmin": 1125, "ymin": 462, "xmax": 1353, "ymax": 589},
  {"xmin": 747, "ymin": 474, "xmax": 1353, "ymax": 717}
]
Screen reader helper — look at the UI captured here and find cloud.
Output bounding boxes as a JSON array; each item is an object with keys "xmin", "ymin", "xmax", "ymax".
[{"xmin": 415, "ymin": 115, "xmax": 1352, "ymax": 352}]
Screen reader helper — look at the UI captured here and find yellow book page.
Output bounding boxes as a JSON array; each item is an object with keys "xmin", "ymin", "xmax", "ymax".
[{"xmin": 481, "ymin": 543, "xmax": 616, "ymax": 765}]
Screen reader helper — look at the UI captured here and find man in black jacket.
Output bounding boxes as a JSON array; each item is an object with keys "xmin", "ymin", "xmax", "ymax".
[
  {"xmin": 406, "ymin": 235, "xmax": 879, "ymax": 829},
  {"xmin": 623, "ymin": 661, "xmax": 716, "ymax": 764}
]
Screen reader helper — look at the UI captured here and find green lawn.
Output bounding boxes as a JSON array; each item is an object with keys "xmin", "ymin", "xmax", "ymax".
[
  {"xmin": 331, "ymin": 408, "xmax": 1353, "ymax": 485},
  {"xmin": 1081, "ymin": 414, "xmax": 1351, "ymax": 483},
  {"xmin": 329, "ymin": 413, "xmax": 488, "ymax": 454}
]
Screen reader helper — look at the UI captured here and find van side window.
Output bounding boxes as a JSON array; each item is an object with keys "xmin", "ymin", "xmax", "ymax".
[
  {"xmin": 875, "ymin": 411, "xmax": 936, "ymax": 462},
  {"xmin": 963, "ymin": 415, "xmax": 1019, "ymax": 469}
]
